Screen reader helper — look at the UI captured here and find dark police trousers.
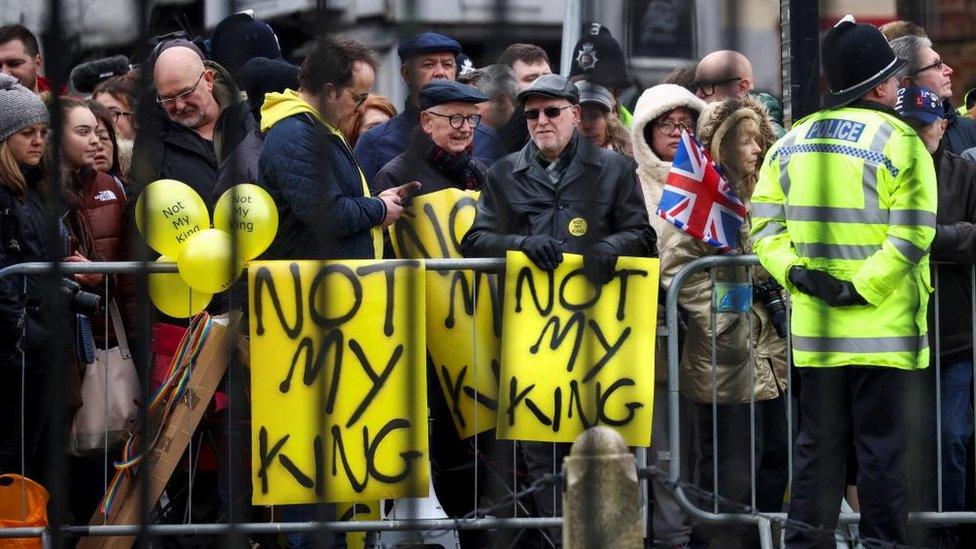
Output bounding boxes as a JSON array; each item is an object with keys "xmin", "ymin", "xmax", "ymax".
[{"xmin": 787, "ymin": 366, "xmax": 912, "ymax": 548}]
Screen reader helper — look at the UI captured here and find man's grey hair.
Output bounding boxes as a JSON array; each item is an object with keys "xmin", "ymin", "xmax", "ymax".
[
  {"xmin": 889, "ymin": 34, "xmax": 934, "ymax": 80},
  {"xmin": 465, "ymin": 64, "xmax": 518, "ymax": 105}
]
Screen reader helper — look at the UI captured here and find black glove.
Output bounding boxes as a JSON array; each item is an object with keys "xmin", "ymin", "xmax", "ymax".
[
  {"xmin": 583, "ymin": 241, "xmax": 618, "ymax": 285},
  {"xmin": 520, "ymin": 236, "xmax": 563, "ymax": 271},
  {"xmin": 788, "ymin": 266, "xmax": 867, "ymax": 307}
]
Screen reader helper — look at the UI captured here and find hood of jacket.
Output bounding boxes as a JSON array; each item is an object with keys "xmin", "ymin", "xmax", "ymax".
[
  {"xmin": 207, "ymin": 60, "xmax": 242, "ymax": 112},
  {"xmin": 695, "ymin": 95, "xmax": 776, "ymax": 202},
  {"xmin": 630, "ymin": 84, "xmax": 706, "ymax": 202},
  {"xmin": 260, "ymin": 88, "xmax": 330, "ymax": 133}
]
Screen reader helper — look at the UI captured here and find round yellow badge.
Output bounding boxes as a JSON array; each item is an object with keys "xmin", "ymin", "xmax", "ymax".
[{"xmin": 568, "ymin": 217, "xmax": 588, "ymax": 236}]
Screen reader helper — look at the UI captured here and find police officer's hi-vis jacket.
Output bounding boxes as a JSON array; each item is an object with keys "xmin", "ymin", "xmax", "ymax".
[{"xmin": 750, "ymin": 104, "xmax": 937, "ymax": 370}]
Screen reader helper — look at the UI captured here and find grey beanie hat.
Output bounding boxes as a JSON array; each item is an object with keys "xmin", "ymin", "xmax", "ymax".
[{"xmin": 0, "ymin": 73, "xmax": 50, "ymax": 143}]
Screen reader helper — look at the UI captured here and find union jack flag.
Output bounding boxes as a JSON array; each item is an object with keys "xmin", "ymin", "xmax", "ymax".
[{"xmin": 656, "ymin": 130, "xmax": 747, "ymax": 251}]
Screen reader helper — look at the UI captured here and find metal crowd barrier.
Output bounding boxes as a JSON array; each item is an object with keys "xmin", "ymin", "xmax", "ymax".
[
  {"xmin": 0, "ymin": 259, "xmax": 662, "ymax": 547},
  {"xmin": 665, "ymin": 254, "xmax": 976, "ymax": 547}
]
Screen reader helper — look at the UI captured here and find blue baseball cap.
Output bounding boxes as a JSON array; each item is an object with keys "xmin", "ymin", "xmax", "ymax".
[
  {"xmin": 419, "ymin": 80, "xmax": 488, "ymax": 110},
  {"xmin": 397, "ymin": 32, "xmax": 461, "ymax": 62},
  {"xmin": 896, "ymin": 85, "xmax": 945, "ymax": 125}
]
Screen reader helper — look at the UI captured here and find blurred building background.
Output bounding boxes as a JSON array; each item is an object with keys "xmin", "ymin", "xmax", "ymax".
[{"xmin": 7, "ymin": 0, "xmax": 976, "ymax": 109}]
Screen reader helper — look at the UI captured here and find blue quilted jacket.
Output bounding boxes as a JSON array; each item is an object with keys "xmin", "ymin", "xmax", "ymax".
[{"xmin": 259, "ymin": 105, "xmax": 384, "ymax": 260}]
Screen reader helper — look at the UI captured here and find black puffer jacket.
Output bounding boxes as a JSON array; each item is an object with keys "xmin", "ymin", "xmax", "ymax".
[
  {"xmin": 0, "ymin": 179, "xmax": 60, "ymax": 356},
  {"xmin": 129, "ymin": 60, "xmax": 255, "ymax": 208},
  {"xmin": 930, "ymin": 146, "xmax": 976, "ymax": 359},
  {"xmin": 461, "ymin": 131, "xmax": 655, "ymax": 258},
  {"xmin": 943, "ymin": 100, "xmax": 976, "ymax": 155}
]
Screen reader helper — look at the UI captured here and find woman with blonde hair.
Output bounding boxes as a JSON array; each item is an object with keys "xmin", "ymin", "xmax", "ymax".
[{"xmin": 0, "ymin": 73, "xmax": 58, "ymax": 476}]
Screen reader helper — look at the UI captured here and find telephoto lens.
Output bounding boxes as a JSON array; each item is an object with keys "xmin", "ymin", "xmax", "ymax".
[
  {"xmin": 60, "ymin": 278, "xmax": 102, "ymax": 317},
  {"xmin": 754, "ymin": 279, "xmax": 788, "ymax": 338}
]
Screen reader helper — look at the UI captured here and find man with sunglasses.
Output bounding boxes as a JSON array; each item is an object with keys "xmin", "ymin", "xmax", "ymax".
[
  {"xmin": 131, "ymin": 41, "xmax": 255, "ymax": 210},
  {"xmin": 891, "ymin": 34, "xmax": 976, "ymax": 154},
  {"xmin": 462, "ymin": 74, "xmax": 654, "ymax": 545},
  {"xmin": 354, "ymin": 32, "xmax": 503, "ymax": 184}
]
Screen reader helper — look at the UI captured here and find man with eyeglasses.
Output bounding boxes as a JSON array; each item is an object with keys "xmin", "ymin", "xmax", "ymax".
[
  {"xmin": 130, "ymin": 41, "xmax": 255, "ymax": 209},
  {"xmin": 258, "ymin": 35, "xmax": 413, "ymax": 264},
  {"xmin": 891, "ymin": 34, "xmax": 976, "ymax": 154},
  {"xmin": 693, "ymin": 50, "xmax": 786, "ymax": 138},
  {"xmin": 354, "ymin": 32, "xmax": 503, "ymax": 184},
  {"xmin": 373, "ymin": 80, "xmax": 488, "ymax": 196},
  {"xmin": 462, "ymin": 74, "xmax": 654, "ymax": 545}
]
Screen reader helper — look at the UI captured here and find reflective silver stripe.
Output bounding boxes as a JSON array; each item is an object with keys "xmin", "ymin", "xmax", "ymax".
[
  {"xmin": 779, "ymin": 134, "xmax": 797, "ymax": 195},
  {"xmin": 862, "ymin": 123, "xmax": 893, "ymax": 211},
  {"xmin": 751, "ymin": 202, "xmax": 785, "ymax": 219},
  {"xmin": 795, "ymin": 242, "xmax": 881, "ymax": 260},
  {"xmin": 887, "ymin": 235, "xmax": 928, "ymax": 264},
  {"xmin": 753, "ymin": 220, "xmax": 787, "ymax": 240},
  {"xmin": 793, "ymin": 334, "xmax": 928, "ymax": 354},
  {"xmin": 786, "ymin": 205, "xmax": 887, "ymax": 224},
  {"xmin": 889, "ymin": 209, "xmax": 937, "ymax": 228}
]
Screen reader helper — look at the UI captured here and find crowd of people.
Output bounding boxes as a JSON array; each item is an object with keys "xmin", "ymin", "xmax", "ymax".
[{"xmin": 1, "ymin": 9, "xmax": 976, "ymax": 548}]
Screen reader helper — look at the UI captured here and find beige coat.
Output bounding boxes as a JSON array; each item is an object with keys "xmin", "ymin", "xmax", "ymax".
[{"xmin": 632, "ymin": 89, "xmax": 788, "ymax": 404}]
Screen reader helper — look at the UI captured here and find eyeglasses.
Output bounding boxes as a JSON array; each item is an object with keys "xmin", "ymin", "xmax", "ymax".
[
  {"xmin": 910, "ymin": 58, "xmax": 946, "ymax": 76},
  {"xmin": 524, "ymin": 105, "xmax": 574, "ymax": 120},
  {"xmin": 156, "ymin": 72, "xmax": 205, "ymax": 106},
  {"xmin": 692, "ymin": 77, "xmax": 742, "ymax": 97},
  {"xmin": 347, "ymin": 89, "xmax": 370, "ymax": 109},
  {"xmin": 107, "ymin": 108, "xmax": 132, "ymax": 122},
  {"xmin": 428, "ymin": 112, "xmax": 482, "ymax": 129},
  {"xmin": 656, "ymin": 119, "xmax": 693, "ymax": 135}
]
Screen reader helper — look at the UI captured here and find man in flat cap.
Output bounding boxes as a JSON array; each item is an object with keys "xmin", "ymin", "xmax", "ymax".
[
  {"xmin": 354, "ymin": 32, "xmax": 503, "ymax": 183},
  {"xmin": 461, "ymin": 73, "xmax": 655, "ymax": 544},
  {"xmin": 373, "ymin": 80, "xmax": 487, "ymax": 195},
  {"xmin": 750, "ymin": 15, "xmax": 937, "ymax": 547}
]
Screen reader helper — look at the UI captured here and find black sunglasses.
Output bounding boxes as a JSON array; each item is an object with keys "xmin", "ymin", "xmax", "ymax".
[{"xmin": 524, "ymin": 105, "xmax": 574, "ymax": 120}]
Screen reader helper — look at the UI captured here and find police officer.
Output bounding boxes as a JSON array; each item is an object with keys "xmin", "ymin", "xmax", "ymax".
[{"xmin": 750, "ymin": 15, "xmax": 937, "ymax": 548}]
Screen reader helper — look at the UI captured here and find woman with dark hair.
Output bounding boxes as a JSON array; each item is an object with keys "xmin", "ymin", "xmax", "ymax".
[
  {"xmin": 87, "ymin": 99, "xmax": 128, "ymax": 185},
  {"xmin": 59, "ymin": 98, "xmax": 129, "ymax": 345},
  {"xmin": 92, "ymin": 73, "xmax": 138, "ymax": 141},
  {"xmin": 0, "ymin": 73, "xmax": 59, "ymax": 476}
]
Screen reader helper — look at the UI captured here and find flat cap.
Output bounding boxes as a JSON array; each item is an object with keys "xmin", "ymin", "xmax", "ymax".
[
  {"xmin": 575, "ymin": 80, "xmax": 613, "ymax": 111},
  {"xmin": 398, "ymin": 32, "xmax": 461, "ymax": 62},
  {"xmin": 420, "ymin": 80, "xmax": 488, "ymax": 110},
  {"xmin": 516, "ymin": 73, "xmax": 579, "ymax": 105}
]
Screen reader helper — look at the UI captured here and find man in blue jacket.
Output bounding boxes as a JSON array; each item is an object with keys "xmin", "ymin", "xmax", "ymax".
[
  {"xmin": 258, "ymin": 35, "xmax": 417, "ymax": 261},
  {"xmin": 354, "ymin": 32, "xmax": 504, "ymax": 183}
]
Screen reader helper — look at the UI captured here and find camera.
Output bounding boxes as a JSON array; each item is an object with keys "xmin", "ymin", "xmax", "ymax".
[
  {"xmin": 754, "ymin": 279, "xmax": 788, "ymax": 338},
  {"xmin": 61, "ymin": 278, "xmax": 102, "ymax": 317}
]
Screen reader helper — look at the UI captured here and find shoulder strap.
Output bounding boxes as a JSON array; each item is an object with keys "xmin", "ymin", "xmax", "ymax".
[{"xmin": 108, "ymin": 299, "xmax": 130, "ymax": 358}]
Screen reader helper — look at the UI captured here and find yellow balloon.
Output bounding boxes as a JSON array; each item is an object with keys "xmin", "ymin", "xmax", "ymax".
[
  {"xmin": 177, "ymin": 229, "xmax": 243, "ymax": 294},
  {"xmin": 212, "ymin": 184, "xmax": 279, "ymax": 260},
  {"xmin": 149, "ymin": 255, "xmax": 212, "ymax": 318},
  {"xmin": 135, "ymin": 179, "xmax": 210, "ymax": 258}
]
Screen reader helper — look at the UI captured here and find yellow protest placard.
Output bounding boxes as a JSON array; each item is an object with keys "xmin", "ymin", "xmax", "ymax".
[
  {"xmin": 337, "ymin": 501, "xmax": 381, "ymax": 549},
  {"xmin": 498, "ymin": 251, "xmax": 659, "ymax": 446},
  {"xmin": 390, "ymin": 189, "xmax": 500, "ymax": 438},
  {"xmin": 249, "ymin": 260, "xmax": 429, "ymax": 504}
]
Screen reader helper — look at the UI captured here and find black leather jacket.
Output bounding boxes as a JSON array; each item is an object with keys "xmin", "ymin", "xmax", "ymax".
[{"xmin": 461, "ymin": 131, "xmax": 655, "ymax": 258}]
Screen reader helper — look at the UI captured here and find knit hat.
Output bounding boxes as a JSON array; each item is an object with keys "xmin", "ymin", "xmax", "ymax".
[
  {"xmin": 210, "ymin": 12, "xmax": 281, "ymax": 76},
  {"xmin": 0, "ymin": 73, "xmax": 49, "ymax": 143}
]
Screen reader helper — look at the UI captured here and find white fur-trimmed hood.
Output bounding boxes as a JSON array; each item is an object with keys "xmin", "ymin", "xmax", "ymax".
[{"xmin": 630, "ymin": 84, "xmax": 707, "ymax": 206}]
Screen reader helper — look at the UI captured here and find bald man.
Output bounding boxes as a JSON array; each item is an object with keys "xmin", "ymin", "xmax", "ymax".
[
  {"xmin": 693, "ymin": 50, "xmax": 754, "ymax": 102},
  {"xmin": 130, "ymin": 41, "xmax": 256, "ymax": 208}
]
